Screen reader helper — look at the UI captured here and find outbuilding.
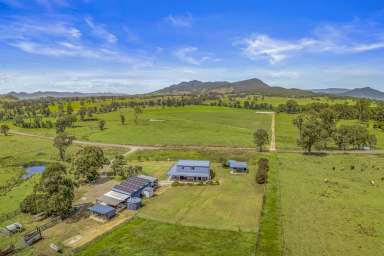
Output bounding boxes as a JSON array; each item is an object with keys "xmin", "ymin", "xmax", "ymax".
[
  {"xmin": 88, "ymin": 204, "xmax": 116, "ymax": 221},
  {"xmin": 227, "ymin": 160, "xmax": 248, "ymax": 172}
]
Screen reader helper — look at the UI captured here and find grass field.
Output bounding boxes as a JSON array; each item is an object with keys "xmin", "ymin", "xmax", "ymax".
[
  {"xmin": 278, "ymin": 153, "xmax": 384, "ymax": 256},
  {"xmin": 76, "ymin": 217, "xmax": 257, "ymax": 256},
  {"xmin": 12, "ymin": 106, "xmax": 272, "ymax": 147},
  {"xmin": 138, "ymin": 163, "xmax": 264, "ymax": 232}
]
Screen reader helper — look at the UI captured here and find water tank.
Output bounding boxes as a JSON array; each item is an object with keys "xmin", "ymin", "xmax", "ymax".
[{"xmin": 127, "ymin": 197, "xmax": 142, "ymax": 210}]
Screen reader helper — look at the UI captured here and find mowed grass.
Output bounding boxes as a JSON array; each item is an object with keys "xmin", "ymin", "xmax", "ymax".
[
  {"xmin": 278, "ymin": 153, "xmax": 384, "ymax": 256},
  {"xmin": 138, "ymin": 163, "xmax": 264, "ymax": 232},
  {"xmin": 76, "ymin": 217, "xmax": 257, "ymax": 256},
  {"xmin": 13, "ymin": 106, "xmax": 272, "ymax": 147}
]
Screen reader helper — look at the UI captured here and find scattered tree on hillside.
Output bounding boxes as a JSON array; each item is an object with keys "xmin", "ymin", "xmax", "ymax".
[
  {"xmin": 20, "ymin": 163, "xmax": 75, "ymax": 217},
  {"xmin": 98, "ymin": 120, "xmax": 106, "ymax": 130},
  {"xmin": 253, "ymin": 128, "xmax": 269, "ymax": 152},
  {"xmin": 0, "ymin": 124, "xmax": 9, "ymax": 136},
  {"xmin": 53, "ymin": 132, "xmax": 74, "ymax": 161},
  {"xmin": 133, "ymin": 106, "xmax": 143, "ymax": 125},
  {"xmin": 355, "ymin": 99, "xmax": 371, "ymax": 122},
  {"xmin": 72, "ymin": 146, "xmax": 108, "ymax": 183}
]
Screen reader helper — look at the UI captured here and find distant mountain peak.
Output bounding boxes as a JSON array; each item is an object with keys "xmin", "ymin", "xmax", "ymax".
[
  {"xmin": 312, "ymin": 86, "xmax": 384, "ymax": 100},
  {"xmin": 153, "ymin": 78, "xmax": 314, "ymax": 97}
]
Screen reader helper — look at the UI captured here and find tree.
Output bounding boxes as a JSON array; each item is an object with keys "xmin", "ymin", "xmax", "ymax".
[
  {"xmin": 297, "ymin": 119, "xmax": 323, "ymax": 152},
  {"xmin": 73, "ymin": 146, "xmax": 108, "ymax": 183},
  {"xmin": 120, "ymin": 113, "xmax": 126, "ymax": 125},
  {"xmin": 133, "ymin": 106, "xmax": 143, "ymax": 125},
  {"xmin": 253, "ymin": 128, "xmax": 269, "ymax": 152},
  {"xmin": 256, "ymin": 158, "xmax": 269, "ymax": 184},
  {"xmin": 111, "ymin": 154, "xmax": 126, "ymax": 176},
  {"xmin": 0, "ymin": 124, "xmax": 9, "ymax": 136},
  {"xmin": 98, "ymin": 120, "xmax": 106, "ymax": 130},
  {"xmin": 21, "ymin": 163, "xmax": 75, "ymax": 217},
  {"xmin": 333, "ymin": 125, "xmax": 350, "ymax": 151},
  {"xmin": 293, "ymin": 114, "xmax": 305, "ymax": 138},
  {"xmin": 53, "ymin": 132, "xmax": 74, "ymax": 161}
]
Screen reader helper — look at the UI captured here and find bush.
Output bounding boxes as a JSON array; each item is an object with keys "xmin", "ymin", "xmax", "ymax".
[{"xmin": 256, "ymin": 158, "xmax": 269, "ymax": 184}]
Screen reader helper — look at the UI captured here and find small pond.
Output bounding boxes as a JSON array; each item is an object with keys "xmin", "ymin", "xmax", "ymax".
[{"xmin": 22, "ymin": 165, "xmax": 46, "ymax": 180}]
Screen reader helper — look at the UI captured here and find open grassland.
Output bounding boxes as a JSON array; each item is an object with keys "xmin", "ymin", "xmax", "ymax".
[
  {"xmin": 275, "ymin": 113, "xmax": 299, "ymax": 150},
  {"xmin": 138, "ymin": 162, "xmax": 264, "ymax": 232},
  {"xmin": 76, "ymin": 217, "xmax": 257, "ymax": 256},
  {"xmin": 12, "ymin": 106, "xmax": 272, "ymax": 147},
  {"xmin": 278, "ymin": 153, "xmax": 384, "ymax": 256}
]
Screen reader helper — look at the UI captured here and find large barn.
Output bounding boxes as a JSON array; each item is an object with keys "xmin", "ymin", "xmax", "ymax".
[{"xmin": 168, "ymin": 160, "xmax": 211, "ymax": 181}]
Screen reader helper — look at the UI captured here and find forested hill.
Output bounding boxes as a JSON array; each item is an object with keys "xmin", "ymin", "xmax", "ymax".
[{"xmin": 153, "ymin": 78, "xmax": 316, "ymax": 97}]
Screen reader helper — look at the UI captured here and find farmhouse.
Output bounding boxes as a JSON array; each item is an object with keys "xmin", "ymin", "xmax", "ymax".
[
  {"xmin": 88, "ymin": 204, "xmax": 116, "ymax": 221},
  {"xmin": 227, "ymin": 160, "xmax": 248, "ymax": 172},
  {"xmin": 168, "ymin": 160, "xmax": 211, "ymax": 181},
  {"xmin": 137, "ymin": 175, "xmax": 158, "ymax": 188},
  {"xmin": 112, "ymin": 176, "xmax": 152, "ymax": 198}
]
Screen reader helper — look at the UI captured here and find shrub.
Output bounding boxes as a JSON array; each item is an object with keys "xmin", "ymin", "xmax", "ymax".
[{"xmin": 256, "ymin": 158, "xmax": 269, "ymax": 184}]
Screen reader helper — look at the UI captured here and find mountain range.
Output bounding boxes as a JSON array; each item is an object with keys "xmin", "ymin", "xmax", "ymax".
[
  {"xmin": 2, "ymin": 79, "xmax": 384, "ymax": 100},
  {"xmin": 3, "ymin": 91, "xmax": 127, "ymax": 99},
  {"xmin": 154, "ymin": 78, "xmax": 315, "ymax": 97},
  {"xmin": 312, "ymin": 87, "xmax": 384, "ymax": 100}
]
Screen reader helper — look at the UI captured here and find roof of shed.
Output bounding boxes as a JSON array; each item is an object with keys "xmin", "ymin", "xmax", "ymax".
[
  {"xmin": 137, "ymin": 175, "xmax": 158, "ymax": 182},
  {"xmin": 228, "ymin": 160, "xmax": 248, "ymax": 169},
  {"xmin": 105, "ymin": 191, "xmax": 129, "ymax": 201},
  {"xmin": 88, "ymin": 204, "xmax": 115, "ymax": 215},
  {"xmin": 97, "ymin": 195, "xmax": 122, "ymax": 207},
  {"xmin": 112, "ymin": 176, "xmax": 151, "ymax": 195}
]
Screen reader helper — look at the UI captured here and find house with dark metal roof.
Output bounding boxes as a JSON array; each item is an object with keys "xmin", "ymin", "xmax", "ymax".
[
  {"xmin": 112, "ymin": 176, "xmax": 151, "ymax": 198},
  {"xmin": 88, "ymin": 204, "xmax": 116, "ymax": 220},
  {"xmin": 137, "ymin": 175, "xmax": 158, "ymax": 188},
  {"xmin": 227, "ymin": 160, "xmax": 248, "ymax": 172},
  {"xmin": 168, "ymin": 160, "xmax": 211, "ymax": 181}
]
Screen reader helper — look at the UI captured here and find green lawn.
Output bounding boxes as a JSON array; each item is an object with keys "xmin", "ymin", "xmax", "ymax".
[
  {"xmin": 12, "ymin": 106, "xmax": 272, "ymax": 147},
  {"xmin": 138, "ymin": 163, "xmax": 264, "ymax": 232},
  {"xmin": 76, "ymin": 217, "xmax": 257, "ymax": 256},
  {"xmin": 277, "ymin": 153, "xmax": 384, "ymax": 256},
  {"xmin": 275, "ymin": 113, "xmax": 299, "ymax": 150}
]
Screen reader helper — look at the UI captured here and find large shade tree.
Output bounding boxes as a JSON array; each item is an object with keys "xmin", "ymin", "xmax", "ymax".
[
  {"xmin": 72, "ymin": 146, "xmax": 108, "ymax": 182},
  {"xmin": 253, "ymin": 128, "xmax": 269, "ymax": 152},
  {"xmin": 21, "ymin": 163, "xmax": 75, "ymax": 217}
]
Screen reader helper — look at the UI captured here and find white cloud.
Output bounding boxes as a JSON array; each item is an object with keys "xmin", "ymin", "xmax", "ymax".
[
  {"xmin": 84, "ymin": 16, "xmax": 117, "ymax": 44},
  {"xmin": 239, "ymin": 22, "xmax": 384, "ymax": 63},
  {"xmin": 165, "ymin": 14, "xmax": 193, "ymax": 27},
  {"xmin": 174, "ymin": 47, "xmax": 219, "ymax": 65}
]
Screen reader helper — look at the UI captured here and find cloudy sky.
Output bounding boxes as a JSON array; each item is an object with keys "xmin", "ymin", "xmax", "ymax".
[{"xmin": 0, "ymin": 0, "xmax": 384, "ymax": 93}]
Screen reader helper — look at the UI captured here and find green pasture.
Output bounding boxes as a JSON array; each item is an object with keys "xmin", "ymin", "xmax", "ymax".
[
  {"xmin": 138, "ymin": 162, "xmax": 264, "ymax": 232},
  {"xmin": 76, "ymin": 217, "xmax": 257, "ymax": 256},
  {"xmin": 13, "ymin": 106, "xmax": 272, "ymax": 147},
  {"xmin": 278, "ymin": 153, "xmax": 384, "ymax": 256}
]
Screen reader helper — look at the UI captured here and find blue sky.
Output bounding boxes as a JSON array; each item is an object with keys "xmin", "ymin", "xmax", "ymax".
[{"xmin": 0, "ymin": 0, "xmax": 384, "ymax": 93}]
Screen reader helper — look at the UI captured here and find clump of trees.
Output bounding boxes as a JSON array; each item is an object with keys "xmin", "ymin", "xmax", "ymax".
[
  {"xmin": 253, "ymin": 128, "xmax": 269, "ymax": 152},
  {"xmin": 111, "ymin": 154, "xmax": 142, "ymax": 179},
  {"xmin": 20, "ymin": 163, "xmax": 75, "ymax": 217},
  {"xmin": 98, "ymin": 120, "xmax": 106, "ymax": 130},
  {"xmin": 256, "ymin": 158, "xmax": 269, "ymax": 184},
  {"xmin": 72, "ymin": 146, "xmax": 109, "ymax": 183},
  {"xmin": 294, "ymin": 109, "xmax": 377, "ymax": 152}
]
